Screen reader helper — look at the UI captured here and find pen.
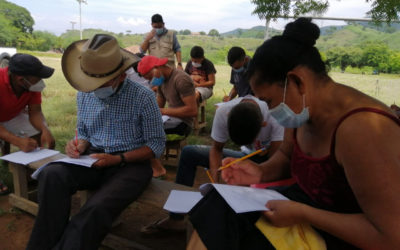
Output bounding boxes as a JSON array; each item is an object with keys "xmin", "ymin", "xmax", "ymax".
[
  {"xmin": 205, "ymin": 168, "xmax": 215, "ymax": 183},
  {"xmin": 75, "ymin": 129, "xmax": 79, "ymax": 153},
  {"xmin": 218, "ymin": 148, "xmax": 266, "ymax": 171}
]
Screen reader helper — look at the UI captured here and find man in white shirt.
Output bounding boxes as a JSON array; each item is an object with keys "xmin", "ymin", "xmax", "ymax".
[{"xmin": 141, "ymin": 95, "xmax": 284, "ymax": 233}]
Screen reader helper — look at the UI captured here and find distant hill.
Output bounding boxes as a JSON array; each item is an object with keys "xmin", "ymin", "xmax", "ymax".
[{"xmin": 220, "ymin": 25, "xmax": 281, "ymax": 39}]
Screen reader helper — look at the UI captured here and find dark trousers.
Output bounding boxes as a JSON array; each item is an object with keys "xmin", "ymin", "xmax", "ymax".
[{"xmin": 26, "ymin": 155, "xmax": 152, "ymax": 250}]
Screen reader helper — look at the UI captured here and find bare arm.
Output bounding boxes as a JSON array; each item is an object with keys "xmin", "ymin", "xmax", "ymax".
[
  {"xmin": 176, "ymin": 51, "xmax": 183, "ymax": 70},
  {"xmin": 28, "ymin": 104, "xmax": 55, "ymax": 149},
  {"xmin": 264, "ymin": 113, "xmax": 400, "ymax": 249},
  {"xmin": 160, "ymin": 94, "xmax": 197, "ymax": 118},
  {"xmin": 223, "ymin": 86, "xmax": 238, "ymax": 102},
  {"xmin": 140, "ymin": 30, "xmax": 156, "ymax": 52}
]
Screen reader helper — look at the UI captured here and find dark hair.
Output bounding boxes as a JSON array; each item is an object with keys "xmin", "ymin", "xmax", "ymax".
[
  {"xmin": 190, "ymin": 46, "xmax": 204, "ymax": 59},
  {"xmin": 228, "ymin": 102, "xmax": 263, "ymax": 146},
  {"xmin": 227, "ymin": 46, "xmax": 245, "ymax": 66},
  {"xmin": 151, "ymin": 14, "xmax": 164, "ymax": 24},
  {"xmin": 247, "ymin": 18, "xmax": 327, "ymax": 86}
]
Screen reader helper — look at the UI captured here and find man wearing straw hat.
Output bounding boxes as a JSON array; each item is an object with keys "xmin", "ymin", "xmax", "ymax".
[{"xmin": 26, "ymin": 34, "xmax": 165, "ymax": 250}]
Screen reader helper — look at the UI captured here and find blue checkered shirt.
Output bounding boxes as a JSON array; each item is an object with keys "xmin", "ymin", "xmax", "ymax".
[{"xmin": 76, "ymin": 78, "xmax": 166, "ymax": 158}]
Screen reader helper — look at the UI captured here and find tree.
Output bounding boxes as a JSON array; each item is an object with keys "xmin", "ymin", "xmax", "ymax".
[
  {"xmin": 199, "ymin": 31, "xmax": 206, "ymax": 35},
  {"xmin": 182, "ymin": 29, "xmax": 191, "ymax": 35},
  {"xmin": 0, "ymin": 0, "xmax": 34, "ymax": 33},
  {"xmin": 208, "ymin": 29, "xmax": 219, "ymax": 37},
  {"xmin": 251, "ymin": 0, "xmax": 400, "ymax": 22},
  {"xmin": 251, "ymin": 0, "xmax": 400, "ymax": 39}
]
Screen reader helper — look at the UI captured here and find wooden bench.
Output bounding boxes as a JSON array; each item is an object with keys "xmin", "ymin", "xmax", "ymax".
[
  {"xmin": 161, "ymin": 137, "xmax": 187, "ymax": 167},
  {"xmin": 7, "ymin": 153, "xmax": 196, "ymax": 249},
  {"xmin": 193, "ymin": 100, "xmax": 207, "ymax": 135}
]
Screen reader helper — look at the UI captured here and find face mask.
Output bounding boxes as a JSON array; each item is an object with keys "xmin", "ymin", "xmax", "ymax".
[
  {"xmin": 269, "ymin": 79, "xmax": 309, "ymax": 128},
  {"xmin": 232, "ymin": 66, "xmax": 244, "ymax": 73},
  {"xmin": 150, "ymin": 75, "xmax": 165, "ymax": 86},
  {"xmin": 192, "ymin": 62, "xmax": 202, "ymax": 68},
  {"xmin": 94, "ymin": 86, "xmax": 116, "ymax": 99},
  {"xmin": 25, "ymin": 79, "xmax": 46, "ymax": 92},
  {"xmin": 155, "ymin": 28, "xmax": 164, "ymax": 36}
]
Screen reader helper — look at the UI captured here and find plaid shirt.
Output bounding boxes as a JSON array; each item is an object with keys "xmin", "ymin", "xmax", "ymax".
[{"xmin": 76, "ymin": 78, "xmax": 165, "ymax": 158}]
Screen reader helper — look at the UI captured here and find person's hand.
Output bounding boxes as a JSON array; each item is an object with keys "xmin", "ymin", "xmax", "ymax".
[
  {"xmin": 40, "ymin": 129, "xmax": 55, "ymax": 149},
  {"xmin": 90, "ymin": 153, "xmax": 121, "ymax": 169},
  {"xmin": 65, "ymin": 139, "xmax": 88, "ymax": 158},
  {"xmin": 222, "ymin": 95, "xmax": 230, "ymax": 102},
  {"xmin": 262, "ymin": 200, "xmax": 306, "ymax": 227},
  {"xmin": 17, "ymin": 137, "xmax": 38, "ymax": 152},
  {"xmin": 221, "ymin": 158, "xmax": 263, "ymax": 185},
  {"xmin": 145, "ymin": 29, "xmax": 156, "ymax": 41},
  {"xmin": 390, "ymin": 104, "xmax": 400, "ymax": 111},
  {"xmin": 177, "ymin": 64, "xmax": 184, "ymax": 70}
]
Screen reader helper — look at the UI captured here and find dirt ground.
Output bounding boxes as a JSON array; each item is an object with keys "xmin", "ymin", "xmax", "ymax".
[{"xmin": 0, "ymin": 164, "xmax": 209, "ymax": 250}]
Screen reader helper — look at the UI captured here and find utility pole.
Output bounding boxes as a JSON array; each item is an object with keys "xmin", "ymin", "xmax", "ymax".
[
  {"xmin": 70, "ymin": 21, "xmax": 76, "ymax": 30},
  {"xmin": 76, "ymin": 0, "xmax": 87, "ymax": 39}
]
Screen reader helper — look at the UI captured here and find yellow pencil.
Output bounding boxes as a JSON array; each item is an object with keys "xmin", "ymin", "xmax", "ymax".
[
  {"xmin": 218, "ymin": 148, "xmax": 265, "ymax": 171},
  {"xmin": 205, "ymin": 168, "xmax": 215, "ymax": 183},
  {"xmin": 223, "ymin": 89, "xmax": 227, "ymax": 96}
]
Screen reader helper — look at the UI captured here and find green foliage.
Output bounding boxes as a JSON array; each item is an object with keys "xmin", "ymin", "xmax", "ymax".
[
  {"xmin": 208, "ymin": 29, "xmax": 220, "ymax": 37},
  {"xmin": 251, "ymin": 0, "xmax": 400, "ymax": 23},
  {"xmin": 0, "ymin": 0, "xmax": 34, "ymax": 33},
  {"xmin": 250, "ymin": 0, "xmax": 328, "ymax": 20}
]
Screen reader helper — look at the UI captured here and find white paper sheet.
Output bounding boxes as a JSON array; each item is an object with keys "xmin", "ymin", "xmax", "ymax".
[
  {"xmin": 31, "ymin": 155, "xmax": 98, "ymax": 180},
  {"xmin": 163, "ymin": 183, "xmax": 289, "ymax": 214},
  {"xmin": 0, "ymin": 148, "xmax": 60, "ymax": 165},
  {"xmin": 162, "ymin": 115, "xmax": 170, "ymax": 123},
  {"xmin": 163, "ymin": 190, "xmax": 203, "ymax": 213},
  {"xmin": 200, "ymin": 183, "xmax": 288, "ymax": 213}
]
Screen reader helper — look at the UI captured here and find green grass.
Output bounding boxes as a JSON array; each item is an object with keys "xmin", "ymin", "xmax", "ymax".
[{"xmin": 1, "ymin": 57, "xmax": 400, "ymax": 190}]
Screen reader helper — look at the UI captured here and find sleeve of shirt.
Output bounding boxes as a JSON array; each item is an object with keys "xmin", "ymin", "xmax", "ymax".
[
  {"xmin": 177, "ymin": 74, "xmax": 195, "ymax": 98},
  {"xmin": 205, "ymin": 60, "xmax": 217, "ymax": 75},
  {"xmin": 172, "ymin": 32, "xmax": 181, "ymax": 53},
  {"xmin": 141, "ymin": 94, "xmax": 166, "ymax": 158},
  {"xmin": 211, "ymin": 105, "xmax": 230, "ymax": 143},
  {"xmin": 266, "ymin": 111, "xmax": 284, "ymax": 142},
  {"xmin": 229, "ymin": 70, "xmax": 235, "ymax": 85},
  {"xmin": 76, "ymin": 92, "xmax": 89, "ymax": 141},
  {"xmin": 28, "ymin": 92, "xmax": 42, "ymax": 105}
]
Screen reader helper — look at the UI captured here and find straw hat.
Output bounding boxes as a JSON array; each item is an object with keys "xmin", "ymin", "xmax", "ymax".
[{"xmin": 62, "ymin": 34, "xmax": 140, "ymax": 92}]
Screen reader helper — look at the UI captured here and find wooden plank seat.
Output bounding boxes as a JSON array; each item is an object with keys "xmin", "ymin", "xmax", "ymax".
[
  {"xmin": 193, "ymin": 100, "xmax": 207, "ymax": 135},
  {"xmin": 6, "ymin": 153, "xmax": 196, "ymax": 249}
]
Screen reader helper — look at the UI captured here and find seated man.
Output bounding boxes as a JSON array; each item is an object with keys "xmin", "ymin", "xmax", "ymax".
[
  {"xmin": 138, "ymin": 55, "xmax": 197, "ymax": 178},
  {"xmin": 223, "ymin": 46, "xmax": 253, "ymax": 102},
  {"xmin": 141, "ymin": 95, "xmax": 284, "ymax": 233},
  {"xmin": 184, "ymin": 46, "xmax": 216, "ymax": 103},
  {"xmin": 26, "ymin": 34, "xmax": 165, "ymax": 250},
  {"xmin": 0, "ymin": 53, "xmax": 55, "ymax": 195}
]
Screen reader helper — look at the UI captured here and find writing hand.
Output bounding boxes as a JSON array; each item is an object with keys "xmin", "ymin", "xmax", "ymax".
[
  {"xmin": 65, "ymin": 139, "xmax": 88, "ymax": 158},
  {"xmin": 17, "ymin": 137, "xmax": 38, "ymax": 152},
  {"xmin": 221, "ymin": 157, "xmax": 263, "ymax": 185}
]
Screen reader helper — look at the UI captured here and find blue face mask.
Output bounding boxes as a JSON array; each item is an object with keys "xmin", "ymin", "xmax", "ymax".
[
  {"xmin": 233, "ymin": 66, "xmax": 244, "ymax": 73},
  {"xmin": 155, "ymin": 28, "xmax": 164, "ymax": 36},
  {"xmin": 269, "ymin": 79, "xmax": 309, "ymax": 128},
  {"xmin": 150, "ymin": 75, "xmax": 165, "ymax": 86},
  {"xmin": 93, "ymin": 86, "xmax": 116, "ymax": 99}
]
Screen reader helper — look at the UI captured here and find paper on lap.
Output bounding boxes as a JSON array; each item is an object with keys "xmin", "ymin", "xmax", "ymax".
[
  {"xmin": 0, "ymin": 148, "xmax": 60, "ymax": 165},
  {"xmin": 163, "ymin": 183, "xmax": 288, "ymax": 214},
  {"xmin": 31, "ymin": 155, "xmax": 98, "ymax": 180}
]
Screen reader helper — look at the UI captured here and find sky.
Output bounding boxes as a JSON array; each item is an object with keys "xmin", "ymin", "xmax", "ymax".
[{"xmin": 8, "ymin": 0, "xmax": 373, "ymax": 36}]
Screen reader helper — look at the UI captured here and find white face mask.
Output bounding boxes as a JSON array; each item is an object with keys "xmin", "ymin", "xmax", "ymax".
[
  {"xmin": 26, "ymin": 79, "xmax": 46, "ymax": 92},
  {"xmin": 269, "ymin": 78, "xmax": 309, "ymax": 128},
  {"xmin": 192, "ymin": 62, "xmax": 202, "ymax": 68}
]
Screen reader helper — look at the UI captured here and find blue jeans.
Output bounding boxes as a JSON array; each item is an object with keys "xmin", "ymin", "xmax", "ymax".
[{"xmin": 175, "ymin": 145, "xmax": 246, "ymax": 187}]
